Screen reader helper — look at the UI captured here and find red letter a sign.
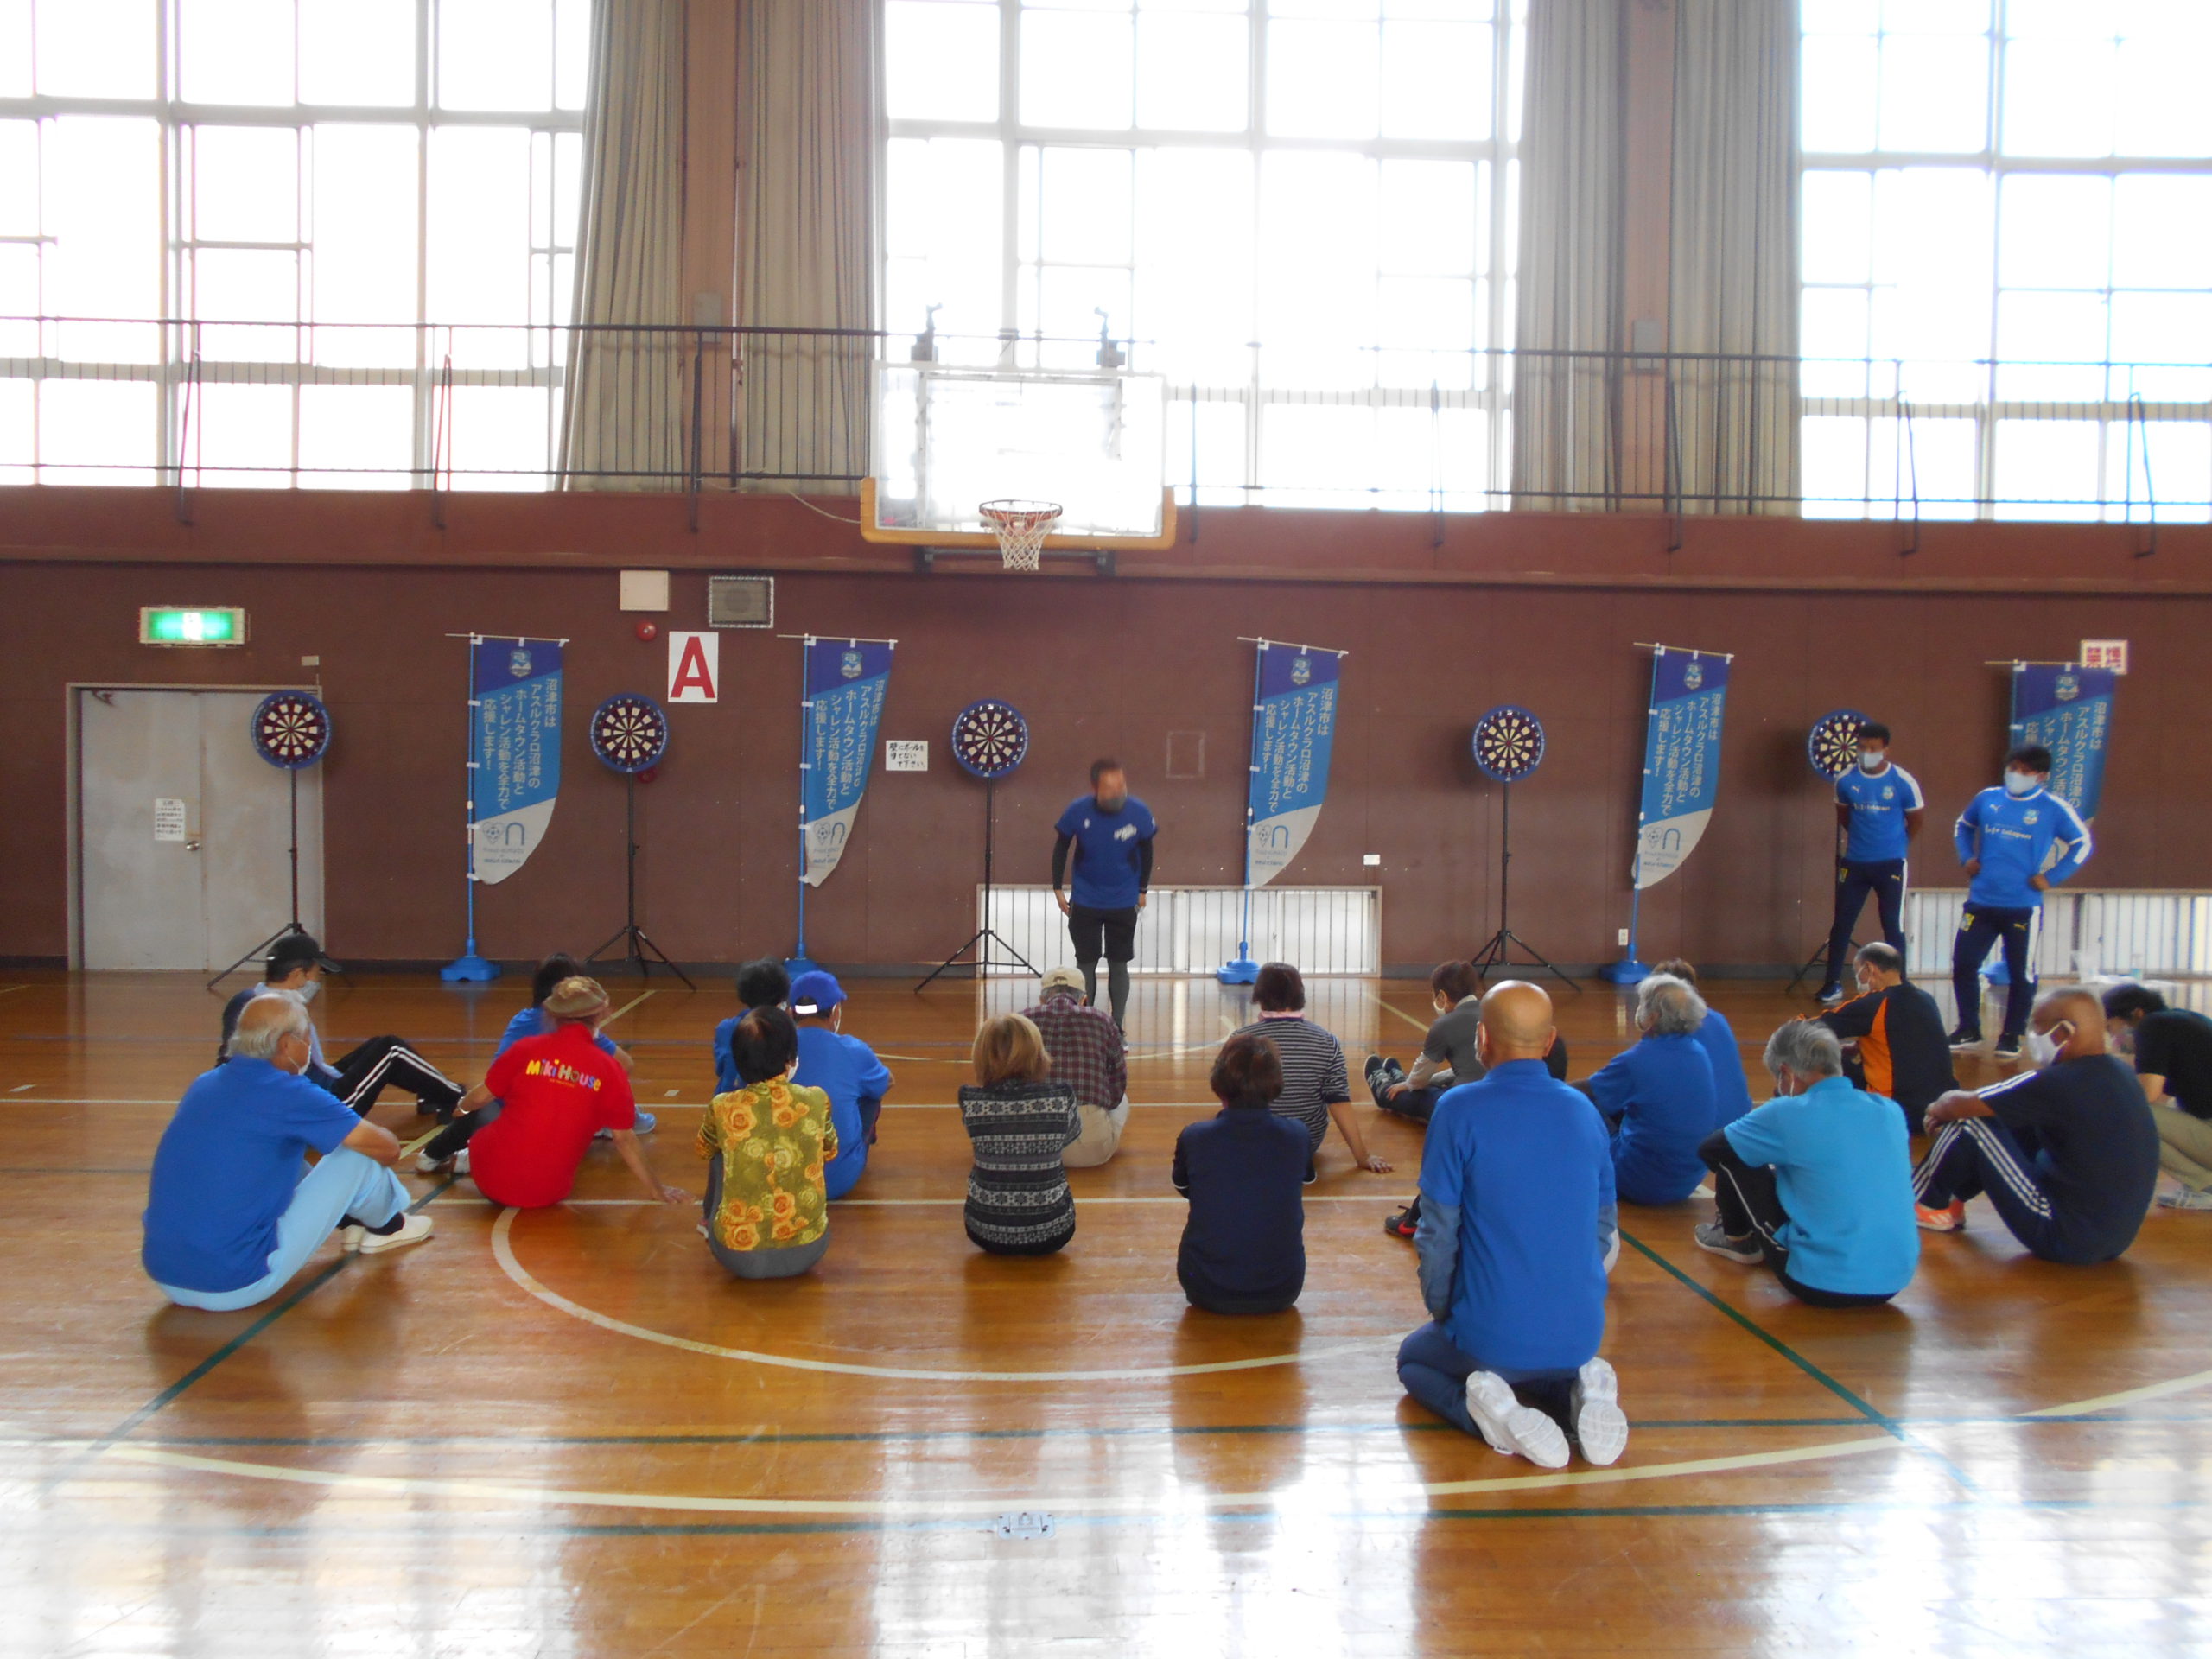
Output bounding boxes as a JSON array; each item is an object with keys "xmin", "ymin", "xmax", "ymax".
[{"xmin": 668, "ymin": 632, "xmax": 719, "ymax": 703}]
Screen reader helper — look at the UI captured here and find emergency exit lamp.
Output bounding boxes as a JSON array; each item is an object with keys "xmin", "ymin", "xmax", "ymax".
[{"xmin": 140, "ymin": 607, "xmax": 246, "ymax": 646}]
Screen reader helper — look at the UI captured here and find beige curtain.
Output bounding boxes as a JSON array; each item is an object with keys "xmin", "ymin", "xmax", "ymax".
[
  {"xmin": 558, "ymin": 0, "xmax": 689, "ymax": 490},
  {"xmin": 1510, "ymin": 0, "xmax": 1624, "ymax": 512},
  {"xmin": 1668, "ymin": 0, "xmax": 1799, "ymax": 513},
  {"xmin": 734, "ymin": 0, "xmax": 877, "ymax": 489}
]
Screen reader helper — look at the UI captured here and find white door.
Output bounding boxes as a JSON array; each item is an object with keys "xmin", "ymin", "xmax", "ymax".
[{"xmin": 78, "ymin": 689, "xmax": 325, "ymax": 970}]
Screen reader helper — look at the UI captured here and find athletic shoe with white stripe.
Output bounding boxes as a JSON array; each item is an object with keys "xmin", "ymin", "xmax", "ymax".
[
  {"xmin": 1463, "ymin": 1370, "xmax": 1570, "ymax": 1469},
  {"xmin": 2158, "ymin": 1186, "xmax": 2212, "ymax": 1211},
  {"xmin": 1571, "ymin": 1358, "xmax": 1630, "ymax": 1467},
  {"xmin": 1916, "ymin": 1200, "xmax": 1967, "ymax": 1232},
  {"xmin": 1694, "ymin": 1221, "xmax": 1762, "ymax": 1263}
]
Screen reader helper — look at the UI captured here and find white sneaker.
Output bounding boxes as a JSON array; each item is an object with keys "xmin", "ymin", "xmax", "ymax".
[
  {"xmin": 1464, "ymin": 1370, "xmax": 1570, "ymax": 1469},
  {"xmin": 1570, "ymin": 1357, "xmax": 1630, "ymax": 1466},
  {"xmin": 415, "ymin": 1148, "xmax": 468, "ymax": 1176},
  {"xmin": 350, "ymin": 1213, "xmax": 435, "ymax": 1255},
  {"xmin": 2158, "ymin": 1185, "xmax": 2212, "ymax": 1211}
]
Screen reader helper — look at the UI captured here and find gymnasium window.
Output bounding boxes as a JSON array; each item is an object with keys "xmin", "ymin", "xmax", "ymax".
[
  {"xmin": 1800, "ymin": 1, "xmax": 2212, "ymax": 522},
  {"xmin": 882, "ymin": 0, "xmax": 1526, "ymax": 512},
  {"xmin": 0, "ymin": 0, "xmax": 588, "ymax": 488}
]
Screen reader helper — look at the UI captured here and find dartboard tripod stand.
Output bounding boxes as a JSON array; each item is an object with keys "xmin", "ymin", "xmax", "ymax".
[
  {"xmin": 1467, "ymin": 779, "xmax": 1580, "ymax": 994},
  {"xmin": 585, "ymin": 770, "xmax": 695, "ymax": 989},
  {"xmin": 918, "ymin": 697, "xmax": 1038, "ymax": 990}
]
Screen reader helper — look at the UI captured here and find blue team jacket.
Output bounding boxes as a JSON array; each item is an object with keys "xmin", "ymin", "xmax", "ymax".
[{"xmin": 1954, "ymin": 785, "xmax": 2092, "ymax": 910}]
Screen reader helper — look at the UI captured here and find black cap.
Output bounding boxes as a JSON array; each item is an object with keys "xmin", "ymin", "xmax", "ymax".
[{"xmin": 267, "ymin": 932, "xmax": 342, "ymax": 977}]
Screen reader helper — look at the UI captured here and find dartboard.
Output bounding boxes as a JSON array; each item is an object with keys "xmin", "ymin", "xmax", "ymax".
[
  {"xmin": 251, "ymin": 690, "xmax": 332, "ymax": 769},
  {"xmin": 591, "ymin": 693, "xmax": 669, "ymax": 774},
  {"xmin": 950, "ymin": 699, "xmax": 1029, "ymax": 780},
  {"xmin": 1808, "ymin": 709, "xmax": 1871, "ymax": 781},
  {"xmin": 1471, "ymin": 704, "xmax": 1545, "ymax": 783}
]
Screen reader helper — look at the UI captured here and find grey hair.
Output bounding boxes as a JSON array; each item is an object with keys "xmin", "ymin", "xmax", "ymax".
[
  {"xmin": 230, "ymin": 989, "xmax": 310, "ymax": 1060},
  {"xmin": 1764, "ymin": 1019, "xmax": 1844, "ymax": 1081},
  {"xmin": 1635, "ymin": 973, "xmax": 1707, "ymax": 1038}
]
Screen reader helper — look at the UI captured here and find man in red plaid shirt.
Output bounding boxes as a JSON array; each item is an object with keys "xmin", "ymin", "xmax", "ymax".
[{"xmin": 1025, "ymin": 966, "xmax": 1129, "ymax": 1166}]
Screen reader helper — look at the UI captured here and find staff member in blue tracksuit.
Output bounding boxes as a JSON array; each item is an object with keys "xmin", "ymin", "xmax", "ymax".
[
  {"xmin": 1052, "ymin": 758, "xmax": 1157, "ymax": 1032},
  {"xmin": 1818, "ymin": 722, "xmax": 1925, "ymax": 1006},
  {"xmin": 1949, "ymin": 744, "xmax": 2093, "ymax": 1060}
]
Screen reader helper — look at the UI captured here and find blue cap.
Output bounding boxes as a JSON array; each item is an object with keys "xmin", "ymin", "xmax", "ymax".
[{"xmin": 789, "ymin": 970, "xmax": 847, "ymax": 1016}]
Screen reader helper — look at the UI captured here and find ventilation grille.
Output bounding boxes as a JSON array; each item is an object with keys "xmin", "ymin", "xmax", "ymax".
[{"xmin": 707, "ymin": 575, "xmax": 774, "ymax": 629}]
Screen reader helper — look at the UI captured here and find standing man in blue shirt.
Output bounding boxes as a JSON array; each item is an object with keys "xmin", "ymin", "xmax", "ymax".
[
  {"xmin": 1949, "ymin": 745, "xmax": 2094, "ymax": 1060},
  {"xmin": 787, "ymin": 970, "xmax": 894, "ymax": 1199},
  {"xmin": 1819, "ymin": 721, "xmax": 1925, "ymax": 1006},
  {"xmin": 1052, "ymin": 759, "xmax": 1157, "ymax": 1032},
  {"xmin": 1398, "ymin": 980, "xmax": 1626, "ymax": 1470}
]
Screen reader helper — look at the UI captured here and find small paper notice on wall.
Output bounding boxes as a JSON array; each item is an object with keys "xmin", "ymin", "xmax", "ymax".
[
  {"xmin": 154, "ymin": 798, "xmax": 188, "ymax": 842},
  {"xmin": 885, "ymin": 740, "xmax": 928, "ymax": 772}
]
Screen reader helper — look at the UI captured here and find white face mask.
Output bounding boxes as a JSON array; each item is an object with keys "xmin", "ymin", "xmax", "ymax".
[
  {"xmin": 2022, "ymin": 1021, "xmax": 2072, "ymax": 1067},
  {"xmin": 1858, "ymin": 751, "xmax": 1885, "ymax": 772},
  {"xmin": 2004, "ymin": 770, "xmax": 2039, "ymax": 798},
  {"xmin": 295, "ymin": 978, "xmax": 321, "ymax": 1003}
]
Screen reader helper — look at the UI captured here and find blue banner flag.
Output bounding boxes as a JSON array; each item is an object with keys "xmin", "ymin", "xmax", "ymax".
[
  {"xmin": 801, "ymin": 638, "xmax": 893, "ymax": 887},
  {"xmin": 1247, "ymin": 641, "xmax": 1345, "ymax": 887},
  {"xmin": 1632, "ymin": 648, "xmax": 1730, "ymax": 891},
  {"xmin": 2011, "ymin": 664, "xmax": 2115, "ymax": 819},
  {"xmin": 471, "ymin": 638, "xmax": 563, "ymax": 885}
]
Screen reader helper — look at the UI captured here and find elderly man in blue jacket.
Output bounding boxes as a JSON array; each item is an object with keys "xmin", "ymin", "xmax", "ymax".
[{"xmin": 1949, "ymin": 744, "xmax": 2093, "ymax": 1061}]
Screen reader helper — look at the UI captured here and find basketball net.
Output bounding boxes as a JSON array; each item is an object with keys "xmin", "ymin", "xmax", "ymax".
[{"xmin": 980, "ymin": 499, "xmax": 1061, "ymax": 573}]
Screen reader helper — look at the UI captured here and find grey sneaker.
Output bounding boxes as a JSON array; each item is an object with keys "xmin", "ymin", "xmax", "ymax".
[
  {"xmin": 1464, "ymin": 1370, "xmax": 1570, "ymax": 1469},
  {"xmin": 2158, "ymin": 1186, "xmax": 2212, "ymax": 1211},
  {"xmin": 1694, "ymin": 1221, "xmax": 1762, "ymax": 1264},
  {"xmin": 1570, "ymin": 1357, "xmax": 1630, "ymax": 1466}
]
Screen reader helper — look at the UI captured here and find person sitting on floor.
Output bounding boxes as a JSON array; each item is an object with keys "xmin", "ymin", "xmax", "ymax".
[
  {"xmin": 788, "ymin": 970, "xmax": 893, "ymax": 1200},
  {"xmin": 219, "ymin": 932, "xmax": 463, "ymax": 1120},
  {"xmin": 1230, "ymin": 962, "xmax": 1393, "ymax": 1177},
  {"xmin": 1815, "ymin": 942, "xmax": 1955, "ymax": 1133},
  {"xmin": 1913, "ymin": 988, "xmax": 2159, "ymax": 1263},
  {"xmin": 1580, "ymin": 973, "xmax": 1717, "ymax": 1206},
  {"xmin": 1649, "ymin": 959, "xmax": 1754, "ymax": 1133},
  {"xmin": 2102, "ymin": 983, "xmax": 2212, "ymax": 1212},
  {"xmin": 1365, "ymin": 960, "xmax": 1485, "ymax": 1123},
  {"xmin": 699, "ymin": 1006, "xmax": 838, "ymax": 1279},
  {"xmin": 1026, "ymin": 964, "xmax": 1130, "ymax": 1167},
  {"xmin": 146, "ymin": 994, "xmax": 433, "ymax": 1309},
  {"xmin": 714, "ymin": 957, "xmax": 791, "ymax": 1093},
  {"xmin": 1396, "ymin": 981, "xmax": 1626, "ymax": 1471},
  {"xmin": 1172, "ymin": 1031, "xmax": 1310, "ymax": 1314},
  {"xmin": 416, "ymin": 977, "xmax": 687, "ymax": 1210},
  {"xmin": 494, "ymin": 951, "xmax": 653, "ymax": 1139},
  {"xmin": 1381, "ymin": 1007, "xmax": 1571, "ymax": 1243},
  {"xmin": 1693, "ymin": 1020, "xmax": 1919, "ymax": 1307},
  {"xmin": 958, "ymin": 1013, "xmax": 1083, "ymax": 1256}
]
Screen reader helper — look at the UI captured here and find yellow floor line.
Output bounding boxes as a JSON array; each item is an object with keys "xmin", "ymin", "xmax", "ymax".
[
  {"xmin": 602, "ymin": 989, "xmax": 656, "ymax": 1027},
  {"xmin": 1365, "ymin": 988, "xmax": 1433, "ymax": 1036}
]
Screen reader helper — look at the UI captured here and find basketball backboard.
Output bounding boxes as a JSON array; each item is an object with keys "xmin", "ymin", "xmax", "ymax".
[{"xmin": 864, "ymin": 362, "xmax": 1176, "ymax": 550}]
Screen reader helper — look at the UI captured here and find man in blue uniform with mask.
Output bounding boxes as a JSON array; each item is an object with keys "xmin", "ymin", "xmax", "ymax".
[
  {"xmin": 1817, "ymin": 721, "xmax": 1924, "ymax": 1006},
  {"xmin": 1949, "ymin": 746, "xmax": 2093, "ymax": 1060},
  {"xmin": 1052, "ymin": 759, "xmax": 1157, "ymax": 1032}
]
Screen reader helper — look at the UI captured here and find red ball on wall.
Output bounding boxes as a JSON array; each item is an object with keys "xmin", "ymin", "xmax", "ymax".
[{"xmin": 634, "ymin": 620, "xmax": 658, "ymax": 643}]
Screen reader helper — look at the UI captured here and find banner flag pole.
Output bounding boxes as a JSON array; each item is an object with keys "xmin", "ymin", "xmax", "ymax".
[
  {"xmin": 441, "ymin": 631, "xmax": 569, "ymax": 985},
  {"xmin": 1219, "ymin": 635, "xmax": 1348, "ymax": 985},
  {"xmin": 1217, "ymin": 639, "xmax": 1268, "ymax": 985},
  {"xmin": 779, "ymin": 632, "xmax": 899, "ymax": 976}
]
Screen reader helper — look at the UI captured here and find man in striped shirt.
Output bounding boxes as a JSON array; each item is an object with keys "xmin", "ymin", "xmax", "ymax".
[{"xmin": 1912, "ymin": 988, "xmax": 2157, "ymax": 1263}]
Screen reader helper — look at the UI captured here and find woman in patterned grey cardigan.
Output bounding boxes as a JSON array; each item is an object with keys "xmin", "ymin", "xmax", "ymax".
[{"xmin": 958, "ymin": 1013, "xmax": 1083, "ymax": 1255}]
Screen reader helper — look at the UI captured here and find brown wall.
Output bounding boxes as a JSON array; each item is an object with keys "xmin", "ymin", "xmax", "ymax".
[{"xmin": 5, "ymin": 488, "xmax": 2209, "ymax": 971}]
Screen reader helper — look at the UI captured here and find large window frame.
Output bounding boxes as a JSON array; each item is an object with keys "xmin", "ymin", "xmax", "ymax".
[
  {"xmin": 882, "ymin": 0, "xmax": 1526, "ymax": 512},
  {"xmin": 0, "ymin": 0, "xmax": 588, "ymax": 489}
]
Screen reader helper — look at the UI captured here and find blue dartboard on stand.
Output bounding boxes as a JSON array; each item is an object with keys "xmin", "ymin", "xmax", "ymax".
[
  {"xmin": 950, "ymin": 699, "xmax": 1029, "ymax": 780},
  {"xmin": 1471, "ymin": 705, "xmax": 1545, "ymax": 782},
  {"xmin": 591, "ymin": 693, "xmax": 669, "ymax": 774},
  {"xmin": 1808, "ymin": 709, "xmax": 1871, "ymax": 781},
  {"xmin": 251, "ymin": 690, "xmax": 332, "ymax": 769}
]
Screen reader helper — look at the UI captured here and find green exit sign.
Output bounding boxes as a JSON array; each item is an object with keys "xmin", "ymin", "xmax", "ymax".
[{"xmin": 140, "ymin": 607, "xmax": 246, "ymax": 646}]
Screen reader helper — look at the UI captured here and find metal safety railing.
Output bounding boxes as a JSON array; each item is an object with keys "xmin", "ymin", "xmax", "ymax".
[
  {"xmin": 1904, "ymin": 890, "xmax": 2212, "ymax": 982},
  {"xmin": 977, "ymin": 886, "xmax": 1382, "ymax": 980},
  {"xmin": 4, "ymin": 315, "xmax": 2209, "ymax": 525}
]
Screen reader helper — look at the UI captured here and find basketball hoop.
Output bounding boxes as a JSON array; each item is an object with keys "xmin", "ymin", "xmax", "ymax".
[{"xmin": 980, "ymin": 499, "xmax": 1061, "ymax": 573}]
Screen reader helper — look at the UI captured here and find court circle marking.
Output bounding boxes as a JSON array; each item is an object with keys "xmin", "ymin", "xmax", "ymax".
[{"xmin": 490, "ymin": 1207, "xmax": 1363, "ymax": 1382}]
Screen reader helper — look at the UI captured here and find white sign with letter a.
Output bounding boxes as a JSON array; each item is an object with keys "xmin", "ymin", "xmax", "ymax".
[{"xmin": 668, "ymin": 631, "xmax": 719, "ymax": 703}]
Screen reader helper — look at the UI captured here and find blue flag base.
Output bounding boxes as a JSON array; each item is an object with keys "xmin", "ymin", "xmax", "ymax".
[
  {"xmin": 1599, "ymin": 958, "xmax": 1650, "ymax": 986},
  {"xmin": 1217, "ymin": 956, "xmax": 1259, "ymax": 986},
  {"xmin": 784, "ymin": 955, "xmax": 821, "ymax": 978},
  {"xmin": 441, "ymin": 953, "xmax": 501, "ymax": 983}
]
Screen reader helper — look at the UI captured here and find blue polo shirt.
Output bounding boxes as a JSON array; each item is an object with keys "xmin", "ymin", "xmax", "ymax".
[
  {"xmin": 1420, "ymin": 1060, "xmax": 1613, "ymax": 1374},
  {"xmin": 791, "ymin": 1024, "xmax": 894, "ymax": 1199},
  {"xmin": 1955, "ymin": 785, "xmax": 2093, "ymax": 910},
  {"xmin": 498, "ymin": 1004, "xmax": 619, "ymax": 1061},
  {"xmin": 1054, "ymin": 795, "xmax": 1157, "ymax": 910},
  {"xmin": 143, "ymin": 1058, "xmax": 363, "ymax": 1294},
  {"xmin": 1695, "ymin": 1008, "xmax": 1755, "ymax": 1133},
  {"xmin": 1585, "ymin": 1031, "xmax": 1716, "ymax": 1205},
  {"xmin": 1723, "ymin": 1076, "xmax": 1920, "ymax": 1296},
  {"xmin": 1834, "ymin": 762, "xmax": 1924, "ymax": 863}
]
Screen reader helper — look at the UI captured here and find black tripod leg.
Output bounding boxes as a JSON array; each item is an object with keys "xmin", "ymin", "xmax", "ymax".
[
  {"xmin": 583, "ymin": 924, "xmax": 632, "ymax": 970},
  {"xmin": 630, "ymin": 928, "xmax": 696, "ymax": 991},
  {"xmin": 1503, "ymin": 930, "xmax": 1582, "ymax": 995},
  {"xmin": 207, "ymin": 923, "xmax": 310, "ymax": 993},
  {"xmin": 1787, "ymin": 938, "xmax": 1855, "ymax": 995},
  {"xmin": 917, "ymin": 929, "xmax": 991, "ymax": 991},
  {"xmin": 975, "ymin": 929, "xmax": 1038, "ymax": 978}
]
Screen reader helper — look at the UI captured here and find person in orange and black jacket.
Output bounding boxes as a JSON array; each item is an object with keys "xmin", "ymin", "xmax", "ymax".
[{"xmin": 1816, "ymin": 943, "xmax": 1955, "ymax": 1133}]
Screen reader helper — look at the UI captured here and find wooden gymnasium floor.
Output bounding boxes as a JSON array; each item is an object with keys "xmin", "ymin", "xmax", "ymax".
[{"xmin": 9, "ymin": 968, "xmax": 2212, "ymax": 1656}]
